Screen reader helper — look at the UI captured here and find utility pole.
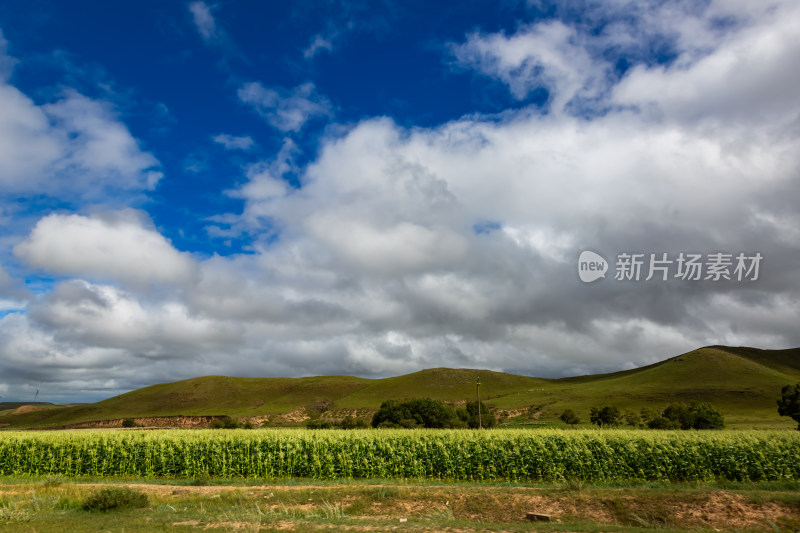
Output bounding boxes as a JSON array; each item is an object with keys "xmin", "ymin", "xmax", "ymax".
[{"xmin": 476, "ymin": 377, "xmax": 482, "ymax": 429}]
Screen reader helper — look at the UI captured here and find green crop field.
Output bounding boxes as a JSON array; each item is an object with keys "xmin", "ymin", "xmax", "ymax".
[{"xmin": 1, "ymin": 429, "xmax": 799, "ymax": 483}]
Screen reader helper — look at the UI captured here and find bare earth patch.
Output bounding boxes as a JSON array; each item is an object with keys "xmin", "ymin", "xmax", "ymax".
[{"xmin": 10, "ymin": 405, "xmax": 49, "ymax": 415}]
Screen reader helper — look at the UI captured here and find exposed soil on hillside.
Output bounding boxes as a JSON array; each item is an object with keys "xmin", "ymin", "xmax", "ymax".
[
  {"xmin": 11, "ymin": 405, "xmax": 49, "ymax": 415},
  {"xmin": 59, "ymin": 415, "xmax": 230, "ymax": 429}
]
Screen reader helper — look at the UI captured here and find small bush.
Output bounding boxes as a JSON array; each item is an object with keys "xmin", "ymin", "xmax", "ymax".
[
  {"xmin": 121, "ymin": 418, "xmax": 137, "ymax": 428},
  {"xmin": 82, "ymin": 487, "xmax": 148, "ymax": 512},
  {"xmin": 306, "ymin": 420, "xmax": 333, "ymax": 429},
  {"xmin": 210, "ymin": 418, "xmax": 240, "ymax": 429},
  {"xmin": 338, "ymin": 415, "xmax": 370, "ymax": 429},
  {"xmin": 559, "ymin": 409, "xmax": 580, "ymax": 427},
  {"xmin": 42, "ymin": 475, "xmax": 66, "ymax": 487}
]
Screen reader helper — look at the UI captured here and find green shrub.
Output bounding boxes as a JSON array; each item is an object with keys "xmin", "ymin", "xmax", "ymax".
[
  {"xmin": 210, "ymin": 418, "xmax": 240, "ymax": 429},
  {"xmin": 559, "ymin": 409, "xmax": 580, "ymax": 427},
  {"xmin": 457, "ymin": 401, "xmax": 496, "ymax": 428},
  {"xmin": 338, "ymin": 415, "xmax": 369, "ymax": 429},
  {"xmin": 646, "ymin": 416, "xmax": 680, "ymax": 429},
  {"xmin": 590, "ymin": 406, "xmax": 622, "ymax": 428},
  {"xmin": 778, "ymin": 384, "xmax": 800, "ymax": 430},
  {"xmin": 643, "ymin": 402, "xmax": 724, "ymax": 429},
  {"xmin": 82, "ymin": 487, "xmax": 148, "ymax": 511},
  {"xmin": 371, "ymin": 398, "xmax": 460, "ymax": 428},
  {"xmin": 121, "ymin": 419, "xmax": 137, "ymax": 428},
  {"xmin": 306, "ymin": 420, "xmax": 334, "ymax": 429}
]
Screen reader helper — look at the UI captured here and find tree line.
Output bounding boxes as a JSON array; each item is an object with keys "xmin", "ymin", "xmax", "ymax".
[
  {"xmin": 308, "ymin": 398, "xmax": 496, "ymax": 429},
  {"xmin": 559, "ymin": 402, "xmax": 725, "ymax": 429},
  {"xmin": 300, "ymin": 381, "xmax": 800, "ymax": 430}
]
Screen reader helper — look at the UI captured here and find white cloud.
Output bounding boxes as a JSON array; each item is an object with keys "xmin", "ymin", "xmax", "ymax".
[
  {"xmin": 189, "ymin": 1, "xmax": 217, "ymax": 42},
  {"xmin": 451, "ymin": 20, "xmax": 605, "ymax": 110},
  {"xmin": 14, "ymin": 211, "xmax": 197, "ymax": 288},
  {"xmin": 44, "ymin": 90, "xmax": 162, "ymax": 188},
  {"xmin": 303, "ymin": 33, "xmax": 334, "ymax": 60},
  {"xmin": 0, "ymin": 29, "xmax": 17, "ymax": 82},
  {"xmin": 0, "ymin": 78, "xmax": 161, "ymax": 197},
  {"xmin": 0, "ymin": 281, "xmax": 242, "ymax": 401},
  {"xmin": 213, "ymin": 133, "xmax": 255, "ymax": 150},
  {"xmin": 612, "ymin": 1, "xmax": 800, "ymax": 124},
  {"xmin": 307, "ymin": 217, "xmax": 469, "ymax": 276},
  {"xmin": 30, "ymin": 280, "xmax": 232, "ymax": 353},
  {"xmin": 0, "ymin": 84, "xmax": 62, "ymax": 189},
  {"xmin": 221, "ymin": 0, "xmax": 800, "ymax": 376},
  {"xmin": 450, "ymin": 0, "xmax": 800, "ymax": 120},
  {"xmin": 238, "ymin": 81, "xmax": 333, "ymax": 132}
]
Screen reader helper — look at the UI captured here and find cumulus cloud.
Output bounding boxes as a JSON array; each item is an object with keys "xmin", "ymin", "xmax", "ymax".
[
  {"xmin": 238, "ymin": 81, "xmax": 333, "ymax": 132},
  {"xmin": 451, "ymin": 20, "xmax": 605, "ymax": 110},
  {"xmin": 0, "ymin": 280, "xmax": 242, "ymax": 401},
  {"xmin": 612, "ymin": 2, "xmax": 800, "ymax": 124},
  {"xmin": 14, "ymin": 211, "xmax": 197, "ymax": 288},
  {"xmin": 2, "ymin": 1, "xmax": 800, "ymax": 402},
  {"xmin": 0, "ymin": 79, "xmax": 161, "ymax": 197},
  {"xmin": 0, "ymin": 38, "xmax": 160, "ymax": 198},
  {"xmin": 218, "ymin": 0, "xmax": 800, "ymax": 378}
]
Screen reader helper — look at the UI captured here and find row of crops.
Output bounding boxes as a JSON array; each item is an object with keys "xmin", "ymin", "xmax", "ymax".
[{"xmin": 1, "ymin": 429, "xmax": 798, "ymax": 482}]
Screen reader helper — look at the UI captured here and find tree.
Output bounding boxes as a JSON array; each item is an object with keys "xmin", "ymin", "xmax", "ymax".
[
  {"xmin": 457, "ymin": 401, "xmax": 496, "ymax": 429},
  {"xmin": 778, "ymin": 383, "xmax": 800, "ymax": 430},
  {"xmin": 641, "ymin": 402, "xmax": 724, "ymax": 430},
  {"xmin": 338, "ymin": 415, "xmax": 369, "ymax": 429},
  {"xmin": 559, "ymin": 409, "xmax": 580, "ymax": 427},
  {"xmin": 371, "ymin": 398, "xmax": 460, "ymax": 429},
  {"xmin": 689, "ymin": 402, "xmax": 725, "ymax": 429},
  {"xmin": 646, "ymin": 416, "xmax": 680, "ymax": 430},
  {"xmin": 589, "ymin": 406, "xmax": 621, "ymax": 428},
  {"xmin": 623, "ymin": 409, "xmax": 641, "ymax": 427},
  {"xmin": 663, "ymin": 403, "xmax": 693, "ymax": 429}
]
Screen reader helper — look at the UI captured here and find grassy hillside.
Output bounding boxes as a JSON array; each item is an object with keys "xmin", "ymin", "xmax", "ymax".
[
  {"xmin": 491, "ymin": 346, "xmax": 800, "ymax": 428},
  {"xmin": 1, "ymin": 346, "xmax": 798, "ymax": 430},
  {"xmin": 335, "ymin": 368, "xmax": 547, "ymax": 408}
]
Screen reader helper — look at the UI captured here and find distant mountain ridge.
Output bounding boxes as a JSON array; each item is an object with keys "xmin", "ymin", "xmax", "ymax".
[{"xmin": 1, "ymin": 345, "xmax": 798, "ymax": 430}]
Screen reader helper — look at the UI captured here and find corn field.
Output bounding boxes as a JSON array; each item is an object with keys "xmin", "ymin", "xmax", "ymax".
[{"xmin": 1, "ymin": 429, "xmax": 798, "ymax": 482}]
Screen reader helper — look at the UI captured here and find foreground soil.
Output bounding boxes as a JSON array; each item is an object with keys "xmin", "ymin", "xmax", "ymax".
[{"xmin": 1, "ymin": 478, "xmax": 799, "ymax": 532}]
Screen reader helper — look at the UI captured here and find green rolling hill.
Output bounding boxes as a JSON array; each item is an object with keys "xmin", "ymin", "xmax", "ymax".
[{"xmin": 1, "ymin": 345, "xmax": 798, "ymax": 430}]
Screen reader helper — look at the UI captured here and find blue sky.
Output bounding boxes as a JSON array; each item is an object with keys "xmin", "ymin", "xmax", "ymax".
[{"xmin": 1, "ymin": 0, "xmax": 799, "ymax": 402}]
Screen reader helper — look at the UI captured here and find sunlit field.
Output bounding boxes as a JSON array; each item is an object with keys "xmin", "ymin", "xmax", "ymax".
[{"xmin": 2, "ymin": 428, "xmax": 799, "ymax": 483}]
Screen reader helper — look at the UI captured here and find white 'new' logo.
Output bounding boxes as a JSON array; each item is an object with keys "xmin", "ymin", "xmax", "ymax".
[{"xmin": 578, "ymin": 251, "xmax": 608, "ymax": 283}]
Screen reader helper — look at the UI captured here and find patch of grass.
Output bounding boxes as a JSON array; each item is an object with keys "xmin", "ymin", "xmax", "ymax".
[
  {"xmin": 0, "ymin": 500, "xmax": 35, "ymax": 523},
  {"xmin": 0, "ymin": 476, "xmax": 799, "ymax": 532},
  {"xmin": 361, "ymin": 485, "xmax": 400, "ymax": 502},
  {"xmin": 41, "ymin": 474, "xmax": 66, "ymax": 488},
  {"xmin": 425, "ymin": 504, "xmax": 455, "ymax": 521},
  {"xmin": 320, "ymin": 500, "xmax": 346, "ymax": 519},
  {"xmin": 82, "ymin": 486, "xmax": 149, "ymax": 511},
  {"xmin": 561, "ymin": 476, "xmax": 585, "ymax": 491}
]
